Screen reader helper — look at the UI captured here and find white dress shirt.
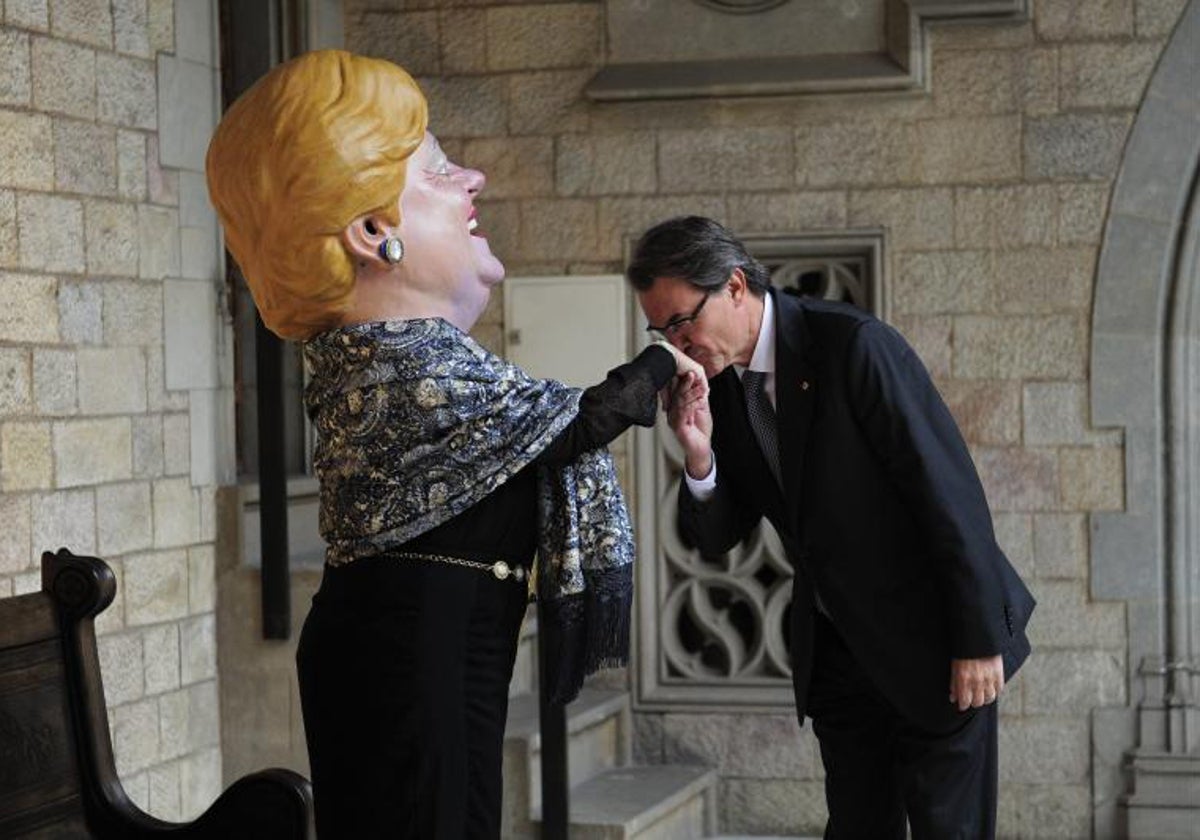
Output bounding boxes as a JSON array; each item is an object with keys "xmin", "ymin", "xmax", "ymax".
[{"xmin": 685, "ymin": 292, "xmax": 775, "ymax": 500}]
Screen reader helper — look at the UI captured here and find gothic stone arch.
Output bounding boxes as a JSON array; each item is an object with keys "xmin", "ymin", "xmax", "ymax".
[{"xmin": 1089, "ymin": 2, "xmax": 1200, "ymax": 836}]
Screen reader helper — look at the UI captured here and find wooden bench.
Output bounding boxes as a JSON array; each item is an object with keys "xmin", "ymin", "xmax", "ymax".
[{"xmin": 0, "ymin": 548, "xmax": 313, "ymax": 838}]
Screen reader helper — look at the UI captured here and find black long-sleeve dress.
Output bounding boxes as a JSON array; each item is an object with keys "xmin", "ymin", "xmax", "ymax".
[{"xmin": 295, "ymin": 345, "xmax": 675, "ymax": 839}]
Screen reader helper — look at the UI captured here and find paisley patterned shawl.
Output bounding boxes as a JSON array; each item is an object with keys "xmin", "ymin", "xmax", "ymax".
[{"xmin": 303, "ymin": 318, "xmax": 635, "ymax": 703}]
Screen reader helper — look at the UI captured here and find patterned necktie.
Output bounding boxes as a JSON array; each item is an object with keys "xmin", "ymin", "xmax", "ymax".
[{"xmin": 742, "ymin": 370, "xmax": 782, "ymax": 488}]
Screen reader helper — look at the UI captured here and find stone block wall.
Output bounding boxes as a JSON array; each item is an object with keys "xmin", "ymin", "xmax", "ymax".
[
  {"xmin": 340, "ymin": 0, "xmax": 1191, "ymax": 835},
  {"xmin": 215, "ymin": 541, "xmax": 318, "ymax": 784},
  {"xmin": 0, "ymin": 0, "xmax": 230, "ymax": 822}
]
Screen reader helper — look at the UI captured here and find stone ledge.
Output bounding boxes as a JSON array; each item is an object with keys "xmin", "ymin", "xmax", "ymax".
[
  {"xmin": 588, "ymin": 53, "xmax": 911, "ymax": 102},
  {"xmin": 587, "ymin": 0, "xmax": 1027, "ymax": 101}
]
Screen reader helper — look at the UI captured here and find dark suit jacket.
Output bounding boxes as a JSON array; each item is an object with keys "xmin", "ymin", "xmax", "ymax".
[{"xmin": 678, "ymin": 290, "xmax": 1035, "ymax": 733}]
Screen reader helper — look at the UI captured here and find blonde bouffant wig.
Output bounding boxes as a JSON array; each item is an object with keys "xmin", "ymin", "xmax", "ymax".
[{"xmin": 206, "ymin": 50, "xmax": 427, "ymax": 340}]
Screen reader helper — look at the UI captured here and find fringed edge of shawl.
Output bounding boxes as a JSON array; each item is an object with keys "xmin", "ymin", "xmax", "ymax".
[{"xmin": 539, "ymin": 563, "xmax": 633, "ymax": 706}]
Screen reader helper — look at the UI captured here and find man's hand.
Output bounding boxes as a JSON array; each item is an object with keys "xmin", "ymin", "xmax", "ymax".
[
  {"xmin": 658, "ymin": 350, "xmax": 712, "ymax": 477},
  {"xmin": 949, "ymin": 655, "xmax": 1004, "ymax": 711},
  {"xmin": 666, "ymin": 347, "xmax": 708, "ymax": 398}
]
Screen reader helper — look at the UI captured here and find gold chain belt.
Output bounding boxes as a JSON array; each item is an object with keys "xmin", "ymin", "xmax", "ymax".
[{"xmin": 389, "ymin": 551, "xmax": 527, "ymax": 584}]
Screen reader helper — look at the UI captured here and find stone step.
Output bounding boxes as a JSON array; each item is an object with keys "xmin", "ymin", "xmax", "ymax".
[
  {"xmin": 564, "ymin": 764, "xmax": 717, "ymax": 840},
  {"xmin": 502, "ymin": 688, "xmax": 632, "ymax": 837},
  {"xmin": 506, "ymin": 687, "xmax": 631, "ymax": 756}
]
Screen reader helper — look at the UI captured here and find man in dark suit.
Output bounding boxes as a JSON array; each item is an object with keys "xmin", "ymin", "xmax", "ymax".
[{"xmin": 628, "ymin": 216, "xmax": 1035, "ymax": 839}]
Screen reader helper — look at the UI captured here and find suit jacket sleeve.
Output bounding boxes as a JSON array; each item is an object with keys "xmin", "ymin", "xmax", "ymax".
[{"xmin": 845, "ymin": 319, "xmax": 1013, "ymax": 659}]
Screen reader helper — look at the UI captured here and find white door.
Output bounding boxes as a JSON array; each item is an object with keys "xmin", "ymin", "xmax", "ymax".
[{"xmin": 503, "ymin": 275, "xmax": 629, "ymax": 387}]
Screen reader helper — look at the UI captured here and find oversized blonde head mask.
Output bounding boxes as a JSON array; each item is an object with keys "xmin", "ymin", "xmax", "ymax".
[{"xmin": 206, "ymin": 50, "xmax": 428, "ymax": 340}]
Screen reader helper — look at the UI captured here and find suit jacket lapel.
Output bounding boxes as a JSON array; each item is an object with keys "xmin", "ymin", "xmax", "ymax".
[{"xmin": 773, "ymin": 290, "xmax": 817, "ymax": 513}]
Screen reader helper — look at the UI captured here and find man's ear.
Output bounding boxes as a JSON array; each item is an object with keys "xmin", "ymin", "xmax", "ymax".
[
  {"xmin": 728, "ymin": 267, "xmax": 747, "ymax": 302},
  {"xmin": 341, "ymin": 214, "xmax": 391, "ymax": 264}
]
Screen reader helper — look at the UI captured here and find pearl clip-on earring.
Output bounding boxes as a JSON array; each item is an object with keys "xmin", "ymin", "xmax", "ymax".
[{"xmin": 378, "ymin": 237, "xmax": 404, "ymax": 264}]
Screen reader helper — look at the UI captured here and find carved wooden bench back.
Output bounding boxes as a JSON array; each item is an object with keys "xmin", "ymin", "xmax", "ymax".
[
  {"xmin": 0, "ymin": 552, "xmax": 112, "ymax": 836},
  {"xmin": 0, "ymin": 549, "xmax": 312, "ymax": 839}
]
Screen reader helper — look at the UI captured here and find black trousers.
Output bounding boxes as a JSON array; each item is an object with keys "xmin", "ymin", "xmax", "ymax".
[
  {"xmin": 296, "ymin": 556, "xmax": 529, "ymax": 839},
  {"xmin": 806, "ymin": 614, "xmax": 999, "ymax": 840}
]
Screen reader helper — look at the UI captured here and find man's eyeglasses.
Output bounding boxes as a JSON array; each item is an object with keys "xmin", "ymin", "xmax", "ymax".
[{"xmin": 645, "ymin": 292, "xmax": 712, "ymax": 340}]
